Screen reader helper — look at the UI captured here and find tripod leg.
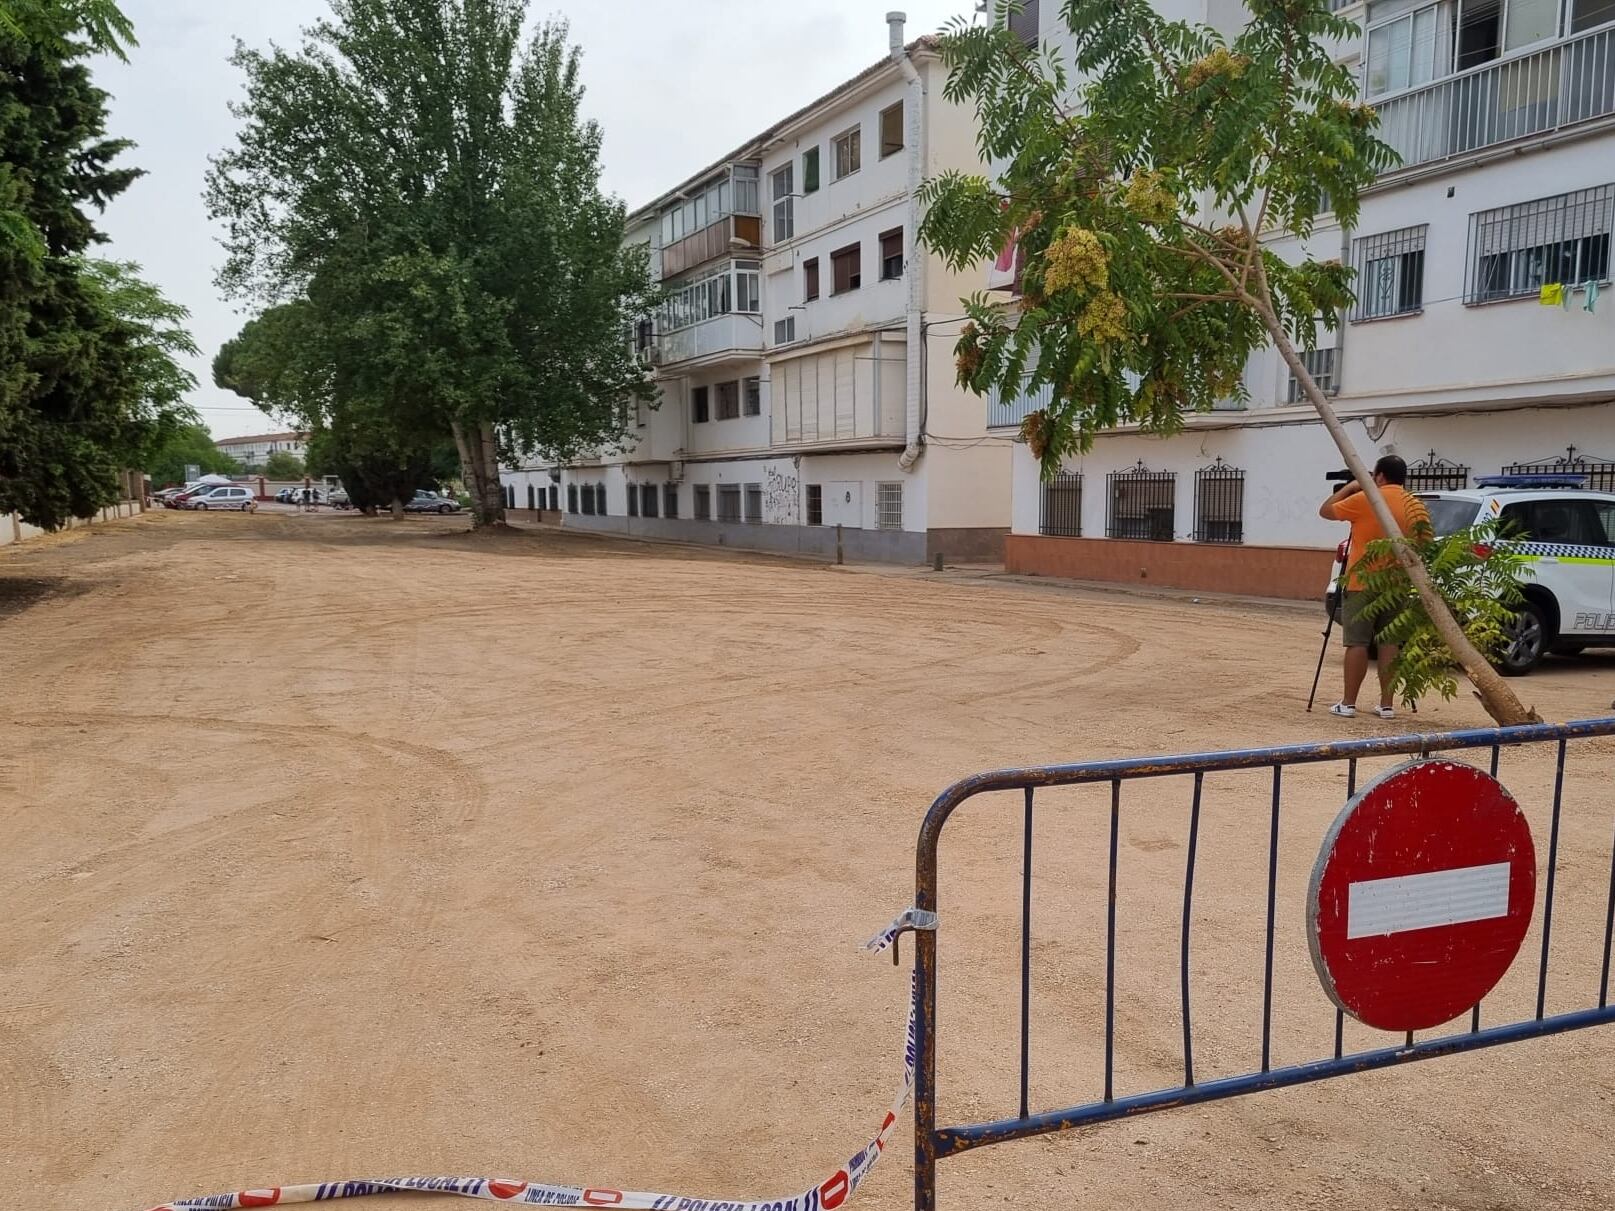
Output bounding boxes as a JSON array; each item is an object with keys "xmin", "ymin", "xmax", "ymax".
[{"xmin": 1307, "ymin": 617, "xmax": 1334, "ymax": 712}]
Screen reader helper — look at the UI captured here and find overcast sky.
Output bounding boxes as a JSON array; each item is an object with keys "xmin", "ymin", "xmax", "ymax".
[{"xmin": 93, "ymin": 0, "xmax": 973, "ymax": 439}]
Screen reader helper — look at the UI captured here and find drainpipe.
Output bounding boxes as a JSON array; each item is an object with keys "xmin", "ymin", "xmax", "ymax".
[{"xmin": 890, "ymin": 11, "xmax": 926, "ymax": 472}]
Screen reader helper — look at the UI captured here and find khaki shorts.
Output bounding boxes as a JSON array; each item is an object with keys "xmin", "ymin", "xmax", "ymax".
[{"xmin": 1341, "ymin": 591, "xmax": 1387, "ymax": 649}]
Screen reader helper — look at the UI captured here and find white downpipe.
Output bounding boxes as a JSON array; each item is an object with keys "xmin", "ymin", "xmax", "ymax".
[{"xmin": 889, "ymin": 12, "xmax": 925, "ymax": 473}]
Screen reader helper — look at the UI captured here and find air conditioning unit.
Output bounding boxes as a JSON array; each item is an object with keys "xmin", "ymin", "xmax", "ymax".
[{"xmin": 637, "ymin": 346, "xmax": 663, "ymax": 367}]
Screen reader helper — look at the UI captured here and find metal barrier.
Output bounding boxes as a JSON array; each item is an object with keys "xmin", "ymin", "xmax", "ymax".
[{"xmin": 909, "ymin": 718, "xmax": 1615, "ymax": 1210}]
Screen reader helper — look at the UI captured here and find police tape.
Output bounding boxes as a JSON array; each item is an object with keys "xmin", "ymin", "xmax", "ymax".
[{"xmin": 141, "ymin": 909, "xmax": 936, "ymax": 1211}]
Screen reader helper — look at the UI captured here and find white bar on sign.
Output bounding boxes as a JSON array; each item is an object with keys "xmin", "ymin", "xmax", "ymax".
[{"xmin": 1347, "ymin": 862, "xmax": 1511, "ymax": 940}]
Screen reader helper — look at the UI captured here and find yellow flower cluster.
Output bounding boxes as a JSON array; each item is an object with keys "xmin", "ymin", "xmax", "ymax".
[
  {"xmin": 1043, "ymin": 227, "xmax": 1109, "ymax": 296},
  {"xmin": 1123, "ymin": 171, "xmax": 1177, "ymax": 226},
  {"xmin": 955, "ymin": 322, "xmax": 984, "ymax": 383},
  {"xmin": 1077, "ymin": 292, "xmax": 1129, "ymax": 346},
  {"xmin": 1183, "ymin": 47, "xmax": 1252, "ymax": 90}
]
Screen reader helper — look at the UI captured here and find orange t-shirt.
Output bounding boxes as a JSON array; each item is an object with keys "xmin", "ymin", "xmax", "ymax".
[{"xmin": 1332, "ymin": 486, "xmax": 1431, "ymax": 590}]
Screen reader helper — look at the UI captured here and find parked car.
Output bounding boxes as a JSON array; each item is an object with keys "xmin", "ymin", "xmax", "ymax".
[
  {"xmin": 1325, "ymin": 474, "xmax": 1615, "ymax": 676},
  {"xmin": 166, "ymin": 482, "xmax": 225, "ymax": 509},
  {"xmin": 185, "ymin": 484, "xmax": 258, "ymax": 512},
  {"xmin": 282, "ymin": 486, "xmax": 325, "ymax": 506},
  {"xmin": 328, "ymin": 488, "xmax": 350, "ymax": 508},
  {"xmin": 405, "ymin": 490, "xmax": 461, "ymax": 515}
]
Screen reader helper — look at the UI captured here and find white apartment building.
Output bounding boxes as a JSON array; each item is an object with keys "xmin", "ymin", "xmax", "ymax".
[
  {"xmin": 214, "ymin": 430, "xmax": 310, "ymax": 471},
  {"xmin": 501, "ymin": 15, "xmax": 1011, "ymax": 564},
  {"xmin": 996, "ymin": 0, "xmax": 1615, "ymax": 599}
]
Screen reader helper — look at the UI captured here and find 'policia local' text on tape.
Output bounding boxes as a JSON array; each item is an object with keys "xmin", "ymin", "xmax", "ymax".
[{"xmin": 140, "ymin": 911, "xmax": 934, "ymax": 1211}]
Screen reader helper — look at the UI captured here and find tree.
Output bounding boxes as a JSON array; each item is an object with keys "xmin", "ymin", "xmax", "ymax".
[
  {"xmin": 262, "ymin": 449, "xmax": 305, "ymax": 479},
  {"xmin": 0, "ymin": 1, "xmax": 197, "ymax": 530},
  {"xmin": 919, "ymin": 0, "xmax": 1536, "ymax": 725},
  {"xmin": 205, "ymin": 1, "xmax": 659, "ymax": 527},
  {"xmin": 144, "ymin": 422, "xmax": 241, "ymax": 487}
]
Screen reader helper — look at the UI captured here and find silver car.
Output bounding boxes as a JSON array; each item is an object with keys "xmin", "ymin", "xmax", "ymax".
[{"xmin": 186, "ymin": 485, "xmax": 258, "ymax": 512}]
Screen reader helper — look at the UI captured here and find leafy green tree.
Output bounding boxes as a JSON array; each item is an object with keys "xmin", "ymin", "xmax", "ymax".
[
  {"xmin": 144, "ymin": 422, "xmax": 241, "ymax": 487},
  {"xmin": 205, "ymin": 1, "xmax": 659, "ymax": 527},
  {"xmin": 261, "ymin": 449, "xmax": 305, "ymax": 479},
  {"xmin": 1357, "ymin": 522, "xmax": 1533, "ymax": 705},
  {"xmin": 920, "ymin": 0, "xmax": 1536, "ymax": 725}
]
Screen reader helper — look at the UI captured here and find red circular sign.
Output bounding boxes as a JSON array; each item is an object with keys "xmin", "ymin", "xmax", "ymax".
[{"xmin": 1308, "ymin": 759, "xmax": 1536, "ymax": 1032}]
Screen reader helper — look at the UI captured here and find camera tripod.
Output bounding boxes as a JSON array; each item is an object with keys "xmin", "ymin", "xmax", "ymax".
[{"xmin": 1306, "ymin": 573, "xmax": 1416, "ymax": 715}]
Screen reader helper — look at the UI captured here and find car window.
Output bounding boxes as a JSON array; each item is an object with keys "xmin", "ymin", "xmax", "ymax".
[
  {"xmin": 1591, "ymin": 502, "xmax": 1615, "ymax": 546},
  {"xmin": 1422, "ymin": 497, "xmax": 1480, "ymax": 536},
  {"xmin": 1500, "ymin": 500, "xmax": 1607, "ymax": 545}
]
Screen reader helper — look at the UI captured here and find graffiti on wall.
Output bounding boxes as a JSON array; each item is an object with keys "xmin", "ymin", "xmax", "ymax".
[{"xmin": 764, "ymin": 466, "xmax": 801, "ymax": 525}]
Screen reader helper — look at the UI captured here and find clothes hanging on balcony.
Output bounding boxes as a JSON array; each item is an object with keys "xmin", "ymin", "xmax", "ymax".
[{"xmin": 1539, "ymin": 282, "xmax": 1566, "ymax": 307}]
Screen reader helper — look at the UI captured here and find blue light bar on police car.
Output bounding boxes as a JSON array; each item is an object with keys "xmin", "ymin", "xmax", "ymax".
[{"xmin": 1474, "ymin": 474, "xmax": 1588, "ymax": 490}]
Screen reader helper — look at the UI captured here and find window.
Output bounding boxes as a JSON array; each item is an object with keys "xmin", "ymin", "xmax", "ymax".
[
  {"xmin": 744, "ymin": 483, "xmax": 763, "ymax": 524},
  {"xmin": 582, "ymin": 484, "xmax": 596, "ymax": 516},
  {"xmin": 634, "ymin": 318, "xmax": 654, "ymax": 353},
  {"xmin": 1286, "ymin": 348, "xmax": 1337, "ymax": 402},
  {"xmin": 1467, "ymin": 185, "xmax": 1614, "ymax": 303},
  {"xmin": 831, "ymin": 243, "xmax": 861, "ymax": 294},
  {"xmin": 1193, "ymin": 460, "xmax": 1245, "ymax": 544},
  {"xmin": 1106, "ymin": 463, "xmax": 1176, "ymax": 541},
  {"xmin": 594, "ymin": 485, "xmax": 607, "ymax": 516},
  {"xmin": 876, "ymin": 483, "xmax": 903, "ymax": 530},
  {"xmin": 1365, "ymin": 1, "xmax": 1442, "ymax": 98},
  {"xmin": 1038, "ymin": 471, "xmax": 1082, "ymax": 537},
  {"xmin": 716, "ymin": 380, "xmax": 741, "ymax": 421},
  {"xmin": 549, "ymin": 485, "xmax": 558, "ymax": 511},
  {"xmin": 664, "ymin": 483, "xmax": 679, "ymax": 519},
  {"xmin": 834, "ymin": 126, "xmax": 861, "ymax": 179},
  {"xmin": 879, "ymin": 102, "xmax": 904, "ymax": 158},
  {"xmin": 803, "ymin": 146, "xmax": 820, "ymax": 194},
  {"xmin": 806, "ymin": 484, "xmax": 823, "ymax": 526},
  {"xmin": 1007, "ymin": 0, "xmax": 1040, "ymax": 45},
  {"xmin": 628, "ymin": 484, "xmax": 639, "ymax": 517},
  {"xmin": 1500, "ymin": 499, "xmax": 1614, "ymax": 546},
  {"xmin": 692, "ymin": 385, "xmax": 710, "ymax": 423},
  {"xmin": 658, "ymin": 260, "xmax": 761, "ymax": 332},
  {"xmin": 526, "ymin": 484, "xmax": 536, "ymax": 510},
  {"xmin": 804, "ymin": 257, "xmax": 820, "ymax": 301},
  {"xmin": 657, "ymin": 165, "xmax": 758, "ymax": 247},
  {"xmin": 879, "ymin": 228, "xmax": 904, "ymax": 281},
  {"xmin": 1451, "ymin": 0, "xmax": 1557, "ymax": 72},
  {"xmin": 771, "ymin": 164, "xmax": 794, "ymax": 243},
  {"xmin": 743, "ymin": 377, "xmax": 762, "ymax": 417},
  {"xmin": 568, "ymin": 484, "xmax": 579, "ymax": 514},
  {"xmin": 736, "ymin": 271, "xmax": 760, "ymax": 314},
  {"xmin": 1353, "ymin": 225, "xmax": 1427, "ymax": 319},
  {"xmin": 1573, "ymin": 0, "xmax": 1615, "ymax": 34},
  {"xmin": 717, "ymin": 484, "xmax": 742, "ymax": 523},
  {"xmin": 694, "ymin": 485, "xmax": 712, "ymax": 520},
  {"xmin": 774, "ymin": 316, "xmax": 797, "ymax": 344},
  {"xmin": 642, "ymin": 483, "xmax": 659, "ymax": 519}
]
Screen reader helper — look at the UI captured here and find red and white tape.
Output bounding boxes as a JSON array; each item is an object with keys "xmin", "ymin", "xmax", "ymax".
[{"xmin": 140, "ymin": 911, "xmax": 932, "ymax": 1211}]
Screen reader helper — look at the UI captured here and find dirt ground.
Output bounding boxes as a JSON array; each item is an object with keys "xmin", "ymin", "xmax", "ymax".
[{"xmin": 3, "ymin": 509, "xmax": 1614, "ymax": 1211}]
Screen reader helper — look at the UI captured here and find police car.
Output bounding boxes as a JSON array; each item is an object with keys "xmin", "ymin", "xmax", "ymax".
[{"xmin": 1325, "ymin": 474, "xmax": 1615, "ymax": 676}]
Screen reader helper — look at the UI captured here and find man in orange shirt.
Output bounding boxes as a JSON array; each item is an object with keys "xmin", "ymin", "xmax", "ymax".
[{"xmin": 1319, "ymin": 455, "xmax": 1431, "ymax": 720}]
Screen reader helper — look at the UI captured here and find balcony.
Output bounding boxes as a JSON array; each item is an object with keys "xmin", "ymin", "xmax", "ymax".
[
  {"xmin": 659, "ymin": 314, "xmax": 764, "ymax": 367},
  {"xmin": 1375, "ymin": 25, "xmax": 1615, "ymax": 173},
  {"xmin": 661, "ymin": 214, "xmax": 762, "ymax": 279},
  {"xmin": 986, "ymin": 375, "xmax": 1054, "ymax": 430}
]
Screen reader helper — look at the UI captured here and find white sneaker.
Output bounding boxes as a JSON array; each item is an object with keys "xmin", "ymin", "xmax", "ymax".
[
  {"xmin": 1375, "ymin": 706, "xmax": 1396, "ymax": 719},
  {"xmin": 1329, "ymin": 703, "xmax": 1356, "ymax": 718}
]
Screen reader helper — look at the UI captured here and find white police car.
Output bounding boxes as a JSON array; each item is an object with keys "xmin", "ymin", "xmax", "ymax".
[{"xmin": 1325, "ymin": 474, "xmax": 1615, "ymax": 676}]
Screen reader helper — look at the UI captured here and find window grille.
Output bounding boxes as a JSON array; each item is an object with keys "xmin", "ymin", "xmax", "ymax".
[
  {"xmin": 1193, "ymin": 459, "xmax": 1245, "ymax": 544},
  {"xmin": 1466, "ymin": 185, "xmax": 1615, "ymax": 304},
  {"xmin": 694, "ymin": 485, "xmax": 712, "ymax": 521},
  {"xmin": 1038, "ymin": 471, "xmax": 1083, "ymax": 537},
  {"xmin": 1502, "ymin": 445, "xmax": 1615, "ymax": 492},
  {"xmin": 1106, "ymin": 462, "xmax": 1176, "ymax": 542},
  {"xmin": 1286, "ymin": 348, "xmax": 1337, "ymax": 403},
  {"xmin": 877, "ymin": 482, "xmax": 903, "ymax": 530},
  {"xmin": 717, "ymin": 484, "xmax": 742, "ymax": 523},
  {"xmin": 1353, "ymin": 225, "xmax": 1427, "ymax": 320},
  {"xmin": 1405, "ymin": 451, "xmax": 1471, "ymax": 492}
]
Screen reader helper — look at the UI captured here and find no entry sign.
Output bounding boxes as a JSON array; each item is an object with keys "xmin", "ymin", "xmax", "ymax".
[{"xmin": 1308, "ymin": 760, "xmax": 1537, "ymax": 1032}]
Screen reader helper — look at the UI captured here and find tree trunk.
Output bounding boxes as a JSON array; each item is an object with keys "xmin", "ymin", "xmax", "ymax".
[
  {"xmin": 390, "ymin": 498, "xmax": 405, "ymax": 521},
  {"xmin": 1263, "ymin": 320, "xmax": 1539, "ymax": 726},
  {"xmin": 451, "ymin": 417, "xmax": 506, "ymax": 528}
]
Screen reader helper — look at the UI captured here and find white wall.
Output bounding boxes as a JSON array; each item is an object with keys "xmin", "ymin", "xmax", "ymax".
[{"xmin": 1011, "ymin": 399, "xmax": 1615, "ymax": 547}]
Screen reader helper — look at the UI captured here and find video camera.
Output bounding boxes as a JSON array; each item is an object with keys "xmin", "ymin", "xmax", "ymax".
[{"xmin": 1324, "ymin": 469, "xmax": 1354, "ymax": 484}]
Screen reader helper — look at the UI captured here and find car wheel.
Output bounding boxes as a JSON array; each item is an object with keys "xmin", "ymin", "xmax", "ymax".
[
  {"xmin": 1497, "ymin": 600, "xmax": 1549, "ymax": 677},
  {"xmin": 244, "ymin": 501, "xmax": 256, "ymax": 512},
  {"xmin": 438, "ymin": 503, "xmax": 453, "ymax": 514},
  {"xmin": 196, "ymin": 502, "xmax": 208, "ymax": 511}
]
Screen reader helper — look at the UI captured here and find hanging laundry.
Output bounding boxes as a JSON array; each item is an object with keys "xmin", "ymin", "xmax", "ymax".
[
  {"xmin": 1584, "ymin": 280, "xmax": 1600, "ymax": 314},
  {"xmin": 1539, "ymin": 282, "xmax": 1565, "ymax": 307}
]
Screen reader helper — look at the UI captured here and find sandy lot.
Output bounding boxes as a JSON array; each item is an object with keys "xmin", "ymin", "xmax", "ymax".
[{"xmin": 3, "ymin": 509, "xmax": 1613, "ymax": 1211}]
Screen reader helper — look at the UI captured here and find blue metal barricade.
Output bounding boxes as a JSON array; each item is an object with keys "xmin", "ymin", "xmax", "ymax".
[{"xmin": 910, "ymin": 718, "xmax": 1615, "ymax": 1210}]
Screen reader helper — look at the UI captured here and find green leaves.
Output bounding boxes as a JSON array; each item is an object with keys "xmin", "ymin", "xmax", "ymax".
[
  {"xmin": 1355, "ymin": 521, "xmax": 1532, "ymax": 706},
  {"xmin": 919, "ymin": 1, "xmax": 1393, "ymax": 479}
]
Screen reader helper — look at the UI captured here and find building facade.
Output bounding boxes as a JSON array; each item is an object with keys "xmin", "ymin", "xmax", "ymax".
[
  {"xmin": 997, "ymin": 0, "xmax": 1615, "ymax": 599},
  {"xmin": 501, "ymin": 15, "xmax": 1011, "ymax": 564},
  {"xmin": 214, "ymin": 431, "xmax": 310, "ymax": 472}
]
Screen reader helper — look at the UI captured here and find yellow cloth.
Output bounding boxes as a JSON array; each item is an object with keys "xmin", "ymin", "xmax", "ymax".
[{"xmin": 1540, "ymin": 282, "xmax": 1565, "ymax": 306}]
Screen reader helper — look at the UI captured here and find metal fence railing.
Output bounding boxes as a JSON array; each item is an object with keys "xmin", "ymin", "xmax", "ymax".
[
  {"xmin": 1375, "ymin": 25, "xmax": 1615, "ymax": 174},
  {"xmin": 909, "ymin": 718, "xmax": 1615, "ymax": 1210},
  {"xmin": 1502, "ymin": 446, "xmax": 1615, "ymax": 492},
  {"xmin": 1405, "ymin": 451, "xmax": 1472, "ymax": 493}
]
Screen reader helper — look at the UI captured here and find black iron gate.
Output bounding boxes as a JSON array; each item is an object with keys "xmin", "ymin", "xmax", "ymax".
[{"xmin": 909, "ymin": 719, "xmax": 1615, "ymax": 1210}]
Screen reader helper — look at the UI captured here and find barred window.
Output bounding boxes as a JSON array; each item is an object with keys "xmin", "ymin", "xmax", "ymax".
[
  {"xmin": 877, "ymin": 482, "xmax": 903, "ymax": 530},
  {"xmin": 743, "ymin": 377, "xmax": 762, "ymax": 417},
  {"xmin": 594, "ymin": 484, "xmax": 607, "ymax": 516},
  {"xmin": 1193, "ymin": 460, "xmax": 1245, "ymax": 544},
  {"xmin": 744, "ymin": 483, "xmax": 762, "ymax": 524},
  {"xmin": 663, "ymin": 483, "xmax": 678, "ymax": 519},
  {"xmin": 526, "ymin": 484, "xmax": 536, "ymax": 510},
  {"xmin": 627, "ymin": 483, "xmax": 639, "ymax": 517},
  {"xmin": 581, "ymin": 484, "xmax": 596, "ymax": 516},
  {"xmin": 567, "ymin": 484, "xmax": 578, "ymax": 514},
  {"xmin": 1038, "ymin": 471, "xmax": 1082, "ymax": 537},
  {"xmin": 694, "ymin": 484, "xmax": 712, "ymax": 521},
  {"xmin": 716, "ymin": 380, "xmax": 741, "ymax": 421},
  {"xmin": 548, "ymin": 484, "xmax": 558, "ymax": 511},
  {"xmin": 717, "ymin": 484, "xmax": 742, "ymax": 523},
  {"xmin": 1353, "ymin": 225, "xmax": 1426, "ymax": 320},
  {"xmin": 642, "ymin": 483, "xmax": 659, "ymax": 518},
  {"xmin": 806, "ymin": 484, "xmax": 823, "ymax": 526},
  {"xmin": 1286, "ymin": 348, "xmax": 1336, "ymax": 403},
  {"xmin": 1405, "ymin": 451, "xmax": 1470, "ymax": 492},
  {"xmin": 1106, "ymin": 463, "xmax": 1176, "ymax": 541},
  {"xmin": 1467, "ymin": 185, "xmax": 1614, "ymax": 304}
]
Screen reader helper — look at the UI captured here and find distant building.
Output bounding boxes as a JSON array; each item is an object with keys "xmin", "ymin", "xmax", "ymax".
[{"xmin": 214, "ymin": 431, "xmax": 310, "ymax": 472}]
